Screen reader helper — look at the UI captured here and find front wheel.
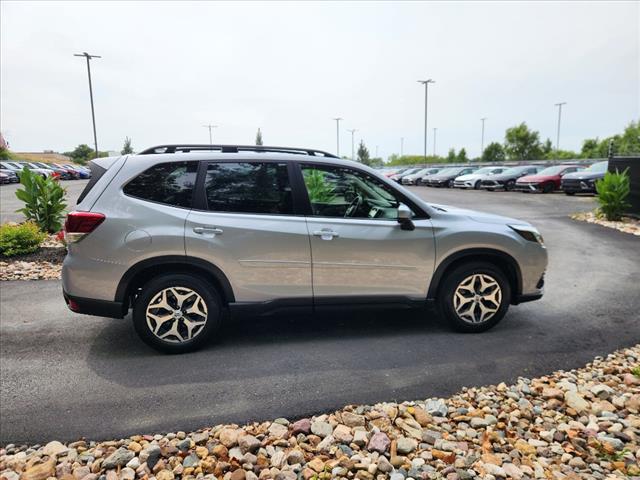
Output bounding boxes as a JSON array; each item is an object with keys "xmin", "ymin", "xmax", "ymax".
[
  {"xmin": 565, "ymin": 191, "xmax": 575, "ymax": 196},
  {"xmin": 473, "ymin": 181, "xmax": 481, "ymax": 190},
  {"xmin": 542, "ymin": 183, "xmax": 554, "ymax": 193},
  {"xmin": 438, "ymin": 262, "xmax": 511, "ymax": 333},
  {"xmin": 505, "ymin": 180, "xmax": 515, "ymax": 191},
  {"xmin": 133, "ymin": 274, "xmax": 222, "ymax": 353}
]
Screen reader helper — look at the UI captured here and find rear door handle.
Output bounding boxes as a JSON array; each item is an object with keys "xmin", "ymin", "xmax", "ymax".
[
  {"xmin": 193, "ymin": 226, "xmax": 223, "ymax": 235},
  {"xmin": 313, "ymin": 229, "xmax": 339, "ymax": 240}
]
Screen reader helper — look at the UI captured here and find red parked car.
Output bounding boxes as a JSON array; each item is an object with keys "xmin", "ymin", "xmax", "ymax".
[{"xmin": 515, "ymin": 164, "xmax": 584, "ymax": 193}]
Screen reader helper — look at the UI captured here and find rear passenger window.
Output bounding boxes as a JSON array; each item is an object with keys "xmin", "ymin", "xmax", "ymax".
[
  {"xmin": 124, "ymin": 161, "xmax": 198, "ymax": 208},
  {"xmin": 205, "ymin": 162, "xmax": 293, "ymax": 215}
]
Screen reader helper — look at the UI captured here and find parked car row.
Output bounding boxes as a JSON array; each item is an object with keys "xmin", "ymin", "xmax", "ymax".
[
  {"xmin": 0, "ymin": 161, "xmax": 91, "ymax": 183},
  {"xmin": 382, "ymin": 161, "xmax": 608, "ymax": 195}
]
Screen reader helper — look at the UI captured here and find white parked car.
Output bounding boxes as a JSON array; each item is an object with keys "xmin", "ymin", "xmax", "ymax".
[
  {"xmin": 402, "ymin": 167, "xmax": 441, "ymax": 185},
  {"xmin": 453, "ymin": 166, "xmax": 509, "ymax": 190}
]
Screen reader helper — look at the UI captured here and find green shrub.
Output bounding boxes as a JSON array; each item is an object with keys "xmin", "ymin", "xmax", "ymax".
[
  {"xmin": 0, "ymin": 222, "xmax": 46, "ymax": 257},
  {"xmin": 15, "ymin": 167, "xmax": 67, "ymax": 233},
  {"xmin": 595, "ymin": 169, "xmax": 631, "ymax": 221}
]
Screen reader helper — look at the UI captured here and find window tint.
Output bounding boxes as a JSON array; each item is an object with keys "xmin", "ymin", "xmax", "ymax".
[
  {"xmin": 301, "ymin": 164, "xmax": 405, "ymax": 219},
  {"xmin": 205, "ymin": 162, "xmax": 293, "ymax": 215},
  {"xmin": 123, "ymin": 161, "xmax": 198, "ymax": 208}
]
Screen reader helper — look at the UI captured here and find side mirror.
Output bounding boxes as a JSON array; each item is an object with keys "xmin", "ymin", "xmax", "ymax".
[{"xmin": 397, "ymin": 203, "xmax": 415, "ymax": 231}]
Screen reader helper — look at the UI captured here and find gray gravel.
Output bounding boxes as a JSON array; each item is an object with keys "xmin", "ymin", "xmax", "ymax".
[{"xmin": 1, "ymin": 187, "xmax": 639, "ymax": 444}]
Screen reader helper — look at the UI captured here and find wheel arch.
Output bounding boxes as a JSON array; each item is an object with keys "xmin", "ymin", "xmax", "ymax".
[
  {"xmin": 427, "ymin": 248, "xmax": 522, "ymax": 303},
  {"xmin": 115, "ymin": 255, "xmax": 235, "ymax": 309}
]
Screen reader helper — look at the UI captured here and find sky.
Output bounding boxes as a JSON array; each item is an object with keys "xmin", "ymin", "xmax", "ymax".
[{"xmin": 1, "ymin": 1, "xmax": 638, "ymax": 159}]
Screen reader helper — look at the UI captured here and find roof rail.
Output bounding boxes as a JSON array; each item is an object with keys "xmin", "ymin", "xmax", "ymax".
[{"xmin": 138, "ymin": 144, "xmax": 339, "ymax": 158}]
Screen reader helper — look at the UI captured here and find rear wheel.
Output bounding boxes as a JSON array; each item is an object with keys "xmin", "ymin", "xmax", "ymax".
[
  {"xmin": 438, "ymin": 262, "xmax": 511, "ymax": 333},
  {"xmin": 133, "ymin": 274, "xmax": 222, "ymax": 353}
]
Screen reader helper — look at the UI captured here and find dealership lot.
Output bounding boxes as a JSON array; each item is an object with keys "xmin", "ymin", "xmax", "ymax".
[{"xmin": 1, "ymin": 186, "xmax": 639, "ymax": 443}]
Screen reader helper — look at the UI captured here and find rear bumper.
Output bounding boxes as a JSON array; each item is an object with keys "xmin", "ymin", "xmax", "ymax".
[{"xmin": 63, "ymin": 290, "xmax": 126, "ymax": 318}]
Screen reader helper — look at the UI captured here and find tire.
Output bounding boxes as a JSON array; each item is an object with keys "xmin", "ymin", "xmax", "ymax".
[
  {"xmin": 542, "ymin": 183, "xmax": 554, "ymax": 193},
  {"xmin": 447, "ymin": 180, "xmax": 454, "ymax": 188},
  {"xmin": 437, "ymin": 261, "xmax": 511, "ymax": 333},
  {"xmin": 505, "ymin": 180, "xmax": 515, "ymax": 191},
  {"xmin": 133, "ymin": 273, "xmax": 222, "ymax": 353},
  {"xmin": 473, "ymin": 181, "xmax": 481, "ymax": 190},
  {"xmin": 487, "ymin": 188, "xmax": 495, "ymax": 192},
  {"xmin": 565, "ymin": 191, "xmax": 575, "ymax": 196}
]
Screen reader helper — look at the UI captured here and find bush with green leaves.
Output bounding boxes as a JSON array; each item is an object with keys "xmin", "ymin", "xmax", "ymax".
[
  {"xmin": 15, "ymin": 167, "xmax": 67, "ymax": 233},
  {"xmin": 595, "ymin": 168, "xmax": 631, "ymax": 221},
  {"xmin": 303, "ymin": 169, "xmax": 336, "ymax": 203},
  {"xmin": 0, "ymin": 221, "xmax": 46, "ymax": 257}
]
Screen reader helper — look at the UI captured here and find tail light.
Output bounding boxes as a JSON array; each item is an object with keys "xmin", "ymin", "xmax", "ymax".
[{"xmin": 64, "ymin": 211, "xmax": 105, "ymax": 243}]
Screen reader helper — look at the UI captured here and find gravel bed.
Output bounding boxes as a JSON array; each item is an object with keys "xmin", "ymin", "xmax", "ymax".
[
  {"xmin": 0, "ymin": 235, "xmax": 65, "ymax": 281},
  {"xmin": 2, "ymin": 345, "xmax": 639, "ymax": 480},
  {"xmin": 572, "ymin": 212, "xmax": 640, "ymax": 236}
]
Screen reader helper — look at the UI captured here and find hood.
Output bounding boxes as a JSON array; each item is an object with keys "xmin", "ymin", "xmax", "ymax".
[
  {"xmin": 517, "ymin": 174, "xmax": 557, "ymax": 183},
  {"xmin": 456, "ymin": 172, "xmax": 487, "ymax": 181},
  {"xmin": 562, "ymin": 170, "xmax": 605, "ymax": 180},
  {"xmin": 428, "ymin": 203, "xmax": 523, "ymax": 226},
  {"xmin": 429, "ymin": 172, "xmax": 461, "ymax": 180}
]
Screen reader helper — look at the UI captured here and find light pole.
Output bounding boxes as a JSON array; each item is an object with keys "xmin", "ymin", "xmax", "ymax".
[
  {"xmin": 418, "ymin": 79, "xmax": 435, "ymax": 160},
  {"xmin": 347, "ymin": 129, "xmax": 357, "ymax": 161},
  {"xmin": 333, "ymin": 118, "xmax": 342, "ymax": 156},
  {"xmin": 375, "ymin": 145, "xmax": 379, "ymax": 158},
  {"xmin": 480, "ymin": 117, "xmax": 487, "ymax": 157},
  {"xmin": 203, "ymin": 124, "xmax": 218, "ymax": 144},
  {"xmin": 554, "ymin": 102, "xmax": 566, "ymax": 154},
  {"xmin": 400, "ymin": 137, "xmax": 404, "ymax": 157},
  {"xmin": 433, "ymin": 128, "xmax": 437, "ymax": 157},
  {"xmin": 74, "ymin": 52, "xmax": 101, "ymax": 158}
]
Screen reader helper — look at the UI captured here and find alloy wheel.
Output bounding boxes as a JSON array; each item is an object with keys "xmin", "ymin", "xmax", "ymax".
[
  {"xmin": 453, "ymin": 274, "xmax": 502, "ymax": 324},
  {"xmin": 145, "ymin": 286, "xmax": 208, "ymax": 343}
]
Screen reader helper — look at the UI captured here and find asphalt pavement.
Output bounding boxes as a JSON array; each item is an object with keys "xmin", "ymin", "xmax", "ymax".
[{"xmin": 1, "ymin": 186, "xmax": 638, "ymax": 444}]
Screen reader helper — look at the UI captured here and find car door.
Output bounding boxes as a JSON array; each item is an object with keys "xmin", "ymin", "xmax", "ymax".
[
  {"xmin": 298, "ymin": 163, "xmax": 435, "ymax": 300},
  {"xmin": 185, "ymin": 160, "xmax": 312, "ymax": 303}
]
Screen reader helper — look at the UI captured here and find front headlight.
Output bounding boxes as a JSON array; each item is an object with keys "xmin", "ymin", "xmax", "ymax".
[{"xmin": 509, "ymin": 225, "xmax": 545, "ymax": 245}]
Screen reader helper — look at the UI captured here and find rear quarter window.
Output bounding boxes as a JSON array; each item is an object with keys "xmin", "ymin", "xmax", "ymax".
[{"xmin": 123, "ymin": 161, "xmax": 198, "ymax": 208}]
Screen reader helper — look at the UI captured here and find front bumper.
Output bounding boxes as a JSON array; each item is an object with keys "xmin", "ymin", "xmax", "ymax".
[
  {"xmin": 561, "ymin": 180, "xmax": 596, "ymax": 193},
  {"xmin": 514, "ymin": 182, "xmax": 541, "ymax": 192}
]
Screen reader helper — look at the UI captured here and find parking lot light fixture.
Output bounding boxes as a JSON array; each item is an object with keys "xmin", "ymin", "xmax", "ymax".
[
  {"xmin": 481, "ymin": 118, "xmax": 487, "ymax": 156},
  {"xmin": 74, "ymin": 52, "xmax": 101, "ymax": 158},
  {"xmin": 418, "ymin": 79, "xmax": 435, "ymax": 161},
  {"xmin": 203, "ymin": 124, "xmax": 218, "ymax": 144},
  {"xmin": 433, "ymin": 128, "xmax": 437, "ymax": 156},
  {"xmin": 333, "ymin": 118, "xmax": 342, "ymax": 156},
  {"xmin": 555, "ymin": 102, "xmax": 566, "ymax": 156},
  {"xmin": 347, "ymin": 128, "xmax": 357, "ymax": 161}
]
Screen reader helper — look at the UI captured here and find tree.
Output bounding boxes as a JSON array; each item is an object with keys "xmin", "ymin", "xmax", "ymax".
[
  {"xmin": 481, "ymin": 142, "xmax": 506, "ymax": 162},
  {"xmin": 255, "ymin": 128, "xmax": 263, "ymax": 146},
  {"xmin": 456, "ymin": 148, "xmax": 469, "ymax": 163},
  {"xmin": 356, "ymin": 140, "xmax": 371, "ymax": 165},
  {"xmin": 65, "ymin": 144, "xmax": 95, "ymax": 165},
  {"xmin": 581, "ymin": 138, "xmax": 600, "ymax": 159},
  {"xmin": 446, "ymin": 148, "xmax": 457, "ymax": 163},
  {"xmin": 368, "ymin": 157, "xmax": 385, "ymax": 168},
  {"xmin": 618, "ymin": 120, "xmax": 640, "ymax": 156},
  {"xmin": 541, "ymin": 138, "xmax": 553, "ymax": 158},
  {"xmin": 504, "ymin": 122, "xmax": 543, "ymax": 160},
  {"xmin": 121, "ymin": 137, "xmax": 133, "ymax": 155}
]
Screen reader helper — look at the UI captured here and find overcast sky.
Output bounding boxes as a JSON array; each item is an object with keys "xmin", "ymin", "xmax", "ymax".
[{"xmin": 1, "ymin": 1, "xmax": 638, "ymax": 159}]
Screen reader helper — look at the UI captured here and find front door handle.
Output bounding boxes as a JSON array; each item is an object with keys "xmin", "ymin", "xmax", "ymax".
[
  {"xmin": 193, "ymin": 226, "xmax": 223, "ymax": 235},
  {"xmin": 313, "ymin": 229, "xmax": 339, "ymax": 240}
]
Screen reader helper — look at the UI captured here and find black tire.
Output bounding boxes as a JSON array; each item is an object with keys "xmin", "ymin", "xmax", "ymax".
[
  {"xmin": 437, "ymin": 261, "xmax": 511, "ymax": 333},
  {"xmin": 487, "ymin": 188, "xmax": 495, "ymax": 192},
  {"xmin": 447, "ymin": 180, "xmax": 454, "ymax": 188},
  {"xmin": 133, "ymin": 274, "xmax": 222, "ymax": 353},
  {"xmin": 564, "ymin": 191, "xmax": 575, "ymax": 196},
  {"xmin": 542, "ymin": 183, "xmax": 554, "ymax": 193},
  {"xmin": 505, "ymin": 180, "xmax": 515, "ymax": 191},
  {"xmin": 473, "ymin": 180, "xmax": 481, "ymax": 190}
]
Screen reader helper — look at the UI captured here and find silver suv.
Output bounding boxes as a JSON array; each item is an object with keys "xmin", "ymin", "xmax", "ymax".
[{"xmin": 62, "ymin": 144, "xmax": 547, "ymax": 353}]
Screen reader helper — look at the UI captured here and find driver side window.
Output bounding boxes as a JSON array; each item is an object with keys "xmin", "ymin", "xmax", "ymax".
[{"xmin": 300, "ymin": 164, "xmax": 404, "ymax": 219}]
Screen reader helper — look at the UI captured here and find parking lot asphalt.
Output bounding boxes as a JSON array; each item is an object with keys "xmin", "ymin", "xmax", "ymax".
[
  {"xmin": 1, "ymin": 186, "xmax": 639, "ymax": 444},
  {"xmin": 0, "ymin": 180, "xmax": 89, "ymax": 224}
]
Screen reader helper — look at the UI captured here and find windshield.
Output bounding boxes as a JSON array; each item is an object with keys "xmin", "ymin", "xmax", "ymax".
[
  {"xmin": 586, "ymin": 161, "xmax": 608, "ymax": 173},
  {"xmin": 537, "ymin": 165, "xmax": 570, "ymax": 176},
  {"xmin": 473, "ymin": 167, "xmax": 497, "ymax": 175},
  {"xmin": 436, "ymin": 168, "xmax": 458, "ymax": 175},
  {"xmin": 502, "ymin": 166, "xmax": 532, "ymax": 175}
]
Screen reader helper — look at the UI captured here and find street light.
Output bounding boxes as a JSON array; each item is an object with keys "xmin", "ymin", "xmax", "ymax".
[
  {"xmin": 554, "ymin": 102, "xmax": 567, "ymax": 155},
  {"xmin": 400, "ymin": 137, "xmax": 404, "ymax": 157},
  {"xmin": 480, "ymin": 117, "xmax": 487, "ymax": 157},
  {"xmin": 347, "ymin": 128, "xmax": 357, "ymax": 161},
  {"xmin": 333, "ymin": 118, "xmax": 342, "ymax": 156},
  {"xmin": 74, "ymin": 52, "xmax": 101, "ymax": 158},
  {"xmin": 203, "ymin": 124, "xmax": 218, "ymax": 144},
  {"xmin": 433, "ymin": 128, "xmax": 437, "ymax": 157},
  {"xmin": 418, "ymin": 79, "xmax": 435, "ymax": 160}
]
